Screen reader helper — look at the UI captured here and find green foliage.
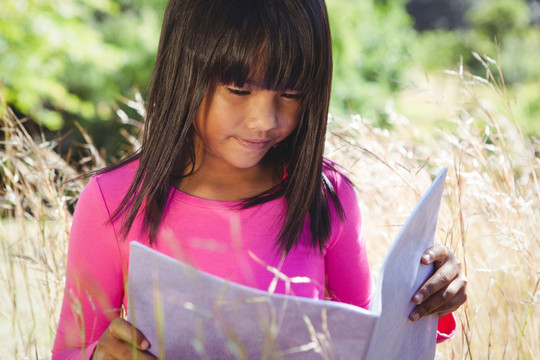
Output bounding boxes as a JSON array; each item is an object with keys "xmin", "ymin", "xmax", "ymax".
[
  {"xmin": 0, "ymin": 0, "xmax": 166, "ymax": 130},
  {"xmin": 407, "ymin": 0, "xmax": 540, "ymax": 135},
  {"xmin": 467, "ymin": 0, "xmax": 530, "ymax": 38},
  {"xmin": 0, "ymin": 0, "xmax": 418, "ymax": 131},
  {"xmin": 1, "ymin": 0, "xmax": 538, "ymax": 138},
  {"xmin": 413, "ymin": 0, "xmax": 538, "ymax": 80},
  {"xmin": 327, "ymin": 0, "xmax": 416, "ymax": 122},
  {"xmin": 498, "ymin": 28, "xmax": 540, "ymax": 84},
  {"xmin": 512, "ymin": 81, "xmax": 540, "ymax": 135},
  {"xmin": 410, "ymin": 30, "xmax": 467, "ymax": 70}
]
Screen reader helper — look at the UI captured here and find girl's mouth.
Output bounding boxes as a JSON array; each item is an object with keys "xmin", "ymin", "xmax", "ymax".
[{"xmin": 234, "ymin": 137, "xmax": 272, "ymax": 151}]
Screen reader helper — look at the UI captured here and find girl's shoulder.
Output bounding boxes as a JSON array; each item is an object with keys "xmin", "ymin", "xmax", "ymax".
[
  {"xmin": 94, "ymin": 158, "xmax": 138, "ymax": 185},
  {"xmin": 87, "ymin": 158, "xmax": 140, "ymax": 205}
]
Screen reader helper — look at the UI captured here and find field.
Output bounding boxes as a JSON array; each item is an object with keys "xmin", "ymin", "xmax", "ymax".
[{"xmin": 1, "ymin": 59, "xmax": 538, "ymax": 359}]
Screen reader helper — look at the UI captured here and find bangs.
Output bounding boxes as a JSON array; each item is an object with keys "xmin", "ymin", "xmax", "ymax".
[{"xmin": 199, "ymin": 0, "xmax": 328, "ymax": 94}]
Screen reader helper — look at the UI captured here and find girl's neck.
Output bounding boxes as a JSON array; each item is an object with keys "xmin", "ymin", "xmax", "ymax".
[{"xmin": 174, "ymin": 158, "xmax": 281, "ymax": 202}]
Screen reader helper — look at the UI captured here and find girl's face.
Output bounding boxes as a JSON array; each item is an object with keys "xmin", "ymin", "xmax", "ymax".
[{"xmin": 191, "ymin": 82, "xmax": 301, "ymax": 173}]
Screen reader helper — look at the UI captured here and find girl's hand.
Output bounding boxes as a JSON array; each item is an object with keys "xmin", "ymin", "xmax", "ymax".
[
  {"xmin": 409, "ymin": 244, "xmax": 467, "ymax": 322},
  {"xmin": 91, "ymin": 318, "xmax": 157, "ymax": 360}
]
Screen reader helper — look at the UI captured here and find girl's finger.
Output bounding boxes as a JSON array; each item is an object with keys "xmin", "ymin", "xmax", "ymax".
[
  {"xmin": 420, "ymin": 243, "xmax": 449, "ymax": 265},
  {"xmin": 413, "ymin": 261, "xmax": 459, "ymax": 306},
  {"xmin": 413, "ymin": 246, "xmax": 461, "ymax": 306},
  {"xmin": 108, "ymin": 318, "xmax": 150, "ymax": 351},
  {"xmin": 409, "ymin": 275, "xmax": 467, "ymax": 321}
]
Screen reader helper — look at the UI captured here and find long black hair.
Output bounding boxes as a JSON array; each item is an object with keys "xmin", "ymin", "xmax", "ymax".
[{"xmin": 104, "ymin": 0, "xmax": 343, "ymax": 253}]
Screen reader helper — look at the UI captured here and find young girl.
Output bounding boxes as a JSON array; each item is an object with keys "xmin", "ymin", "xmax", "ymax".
[{"xmin": 52, "ymin": 0, "xmax": 467, "ymax": 358}]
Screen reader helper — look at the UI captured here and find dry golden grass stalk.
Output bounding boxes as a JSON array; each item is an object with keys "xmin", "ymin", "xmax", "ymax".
[{"xmin": 0, "ymin": 95, "xmax": 105, "ymax": 357}]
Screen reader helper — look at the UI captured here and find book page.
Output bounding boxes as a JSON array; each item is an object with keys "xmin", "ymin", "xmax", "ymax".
[
  {"xmin": 127, "ymin": 242, "xmax": 378, "ymax": 359},
  {"xmin": 366, "ymin": 168, "xmax": 447, "ymax": 360},
  {"xmin": 127, "ymin": 169, "xmax": 447, "ymax": 359}
]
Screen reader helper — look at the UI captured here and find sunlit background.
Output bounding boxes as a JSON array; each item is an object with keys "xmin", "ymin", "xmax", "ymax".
[{"xmin": 1, "ymin": 0, "xmax": 539, "ymax": 358}]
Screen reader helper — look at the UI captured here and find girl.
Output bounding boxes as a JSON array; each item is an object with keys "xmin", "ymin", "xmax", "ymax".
[{"xmin": 52, "ymin": 0, "xmax": 467, "ymax": 358}]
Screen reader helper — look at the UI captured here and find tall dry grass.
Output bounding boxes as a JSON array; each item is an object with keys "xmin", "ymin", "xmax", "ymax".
[
  {"xmin": 327, "ymin": 55, "xmax": 539, "ymax": 359},
  {"xmin": 0, "ymin": 102, "xmax": 99, "ymax": 358},
  {"xmin": 1, "ymin": 57, "xmax": 538, "ymax": 359}
]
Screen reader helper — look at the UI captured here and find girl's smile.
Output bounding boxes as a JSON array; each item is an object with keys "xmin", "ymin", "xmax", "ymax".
[{"xmin": 234, "ymin": 137, "xmax": 272, "ymax": 151}]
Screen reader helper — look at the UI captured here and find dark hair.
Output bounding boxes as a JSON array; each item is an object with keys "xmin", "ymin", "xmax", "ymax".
[{"xmin": 104, "ymin": 0, "xmax": 343, "ymax": 253}]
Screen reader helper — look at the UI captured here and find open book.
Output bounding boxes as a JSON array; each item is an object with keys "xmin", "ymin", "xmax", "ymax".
[{"xmin": 127, "ymin": 169, "xmax": 447, "ymax": 359}]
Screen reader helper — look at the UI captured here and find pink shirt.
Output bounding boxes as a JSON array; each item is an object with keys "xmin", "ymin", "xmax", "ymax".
[{"xmin": 52, "ymin": 160, "xmax": 454, "ymax": 359}]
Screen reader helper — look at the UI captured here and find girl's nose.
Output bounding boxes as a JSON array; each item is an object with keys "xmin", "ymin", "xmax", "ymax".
[{"xmin": 245, "ymin": 95, "xmax": 278, "ymax": 132}]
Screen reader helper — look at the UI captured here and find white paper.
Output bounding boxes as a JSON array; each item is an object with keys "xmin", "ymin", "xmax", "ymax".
[{"xmin": 127, "ymin": 168, "xmax": 447, "ymax": 359}]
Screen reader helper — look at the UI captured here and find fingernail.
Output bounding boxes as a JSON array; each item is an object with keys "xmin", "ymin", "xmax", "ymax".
[
  {"xmin": 413, "ymin": 294, "xmax": 423, "ymax": 304},
  {"xmin": 410, "ymin": 312, "xmax": 420, "ymax": 322},
  {"xmin": 422, "ymin": 254, "xmax": 431, "ymax": 263},
  {"xmin": 141, "ymin": 339, "xmax": 150, "ymax": 350}
]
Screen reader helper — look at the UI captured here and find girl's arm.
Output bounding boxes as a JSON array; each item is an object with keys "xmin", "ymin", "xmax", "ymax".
[
  {"xmin": 323, "ymin": 168, "xmax": 373, "ymax": 309},
  {"xmin": 52, "ymin": 177, "xmax": 125, "ymax": 359}
]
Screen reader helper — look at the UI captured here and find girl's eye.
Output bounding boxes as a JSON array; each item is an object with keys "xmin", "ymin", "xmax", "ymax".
[
  {"xmin": 226, "ymin": 87, "xmax": 250, "ymax": 96},
  {"xmin": 280, "ymin": 92, "xmax": 303, "ymax": 100}
]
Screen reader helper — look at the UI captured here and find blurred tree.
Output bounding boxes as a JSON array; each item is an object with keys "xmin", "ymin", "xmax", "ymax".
[
  {"xmin": 406, "ymin": 0, "xmax": 540, "ymax": 136},
  {"xmin": 409, "ymin": 0, "xmax": 538, "ymax": 82},
  {"xmin": 467, "ymin": 0, "xmax": 531, "ymax": 38},
  {"xmin": 327, "ymin": 0, "xmax": 416, "ymax": 122},
  {"xmin": 1, "ymin": 0, "xmax": 418, "ymax": 140},
  {"xmin": 0, "ymin": 0, "xmax": 166, "ymax": 135},
  {"xmin": 530, "ymin": 0, "xmax": 540, "ymax": 24},
  {"xmin": 4, "ymin": 0, "xmax": 535, "ymax": 143},
  {"xmin": 406, "ymin": 0, "xmax": 473, "ymax": 31}
]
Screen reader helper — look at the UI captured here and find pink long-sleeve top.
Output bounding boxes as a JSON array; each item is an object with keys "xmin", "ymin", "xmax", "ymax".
[{"xmin": 52, "ymin": 160, "xmax": 454, "ymax": 359}]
